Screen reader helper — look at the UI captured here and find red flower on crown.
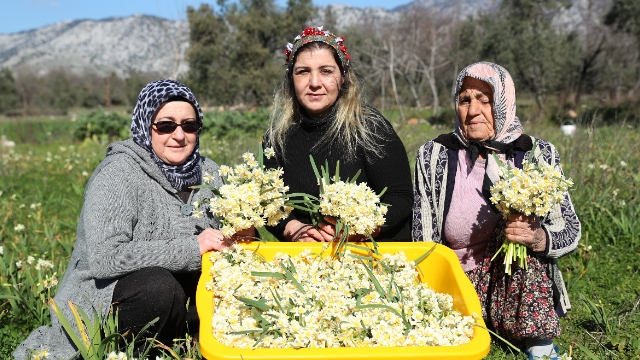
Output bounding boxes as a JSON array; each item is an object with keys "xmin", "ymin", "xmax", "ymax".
[
  {"xmin": 302, "ymin": 27, "xmax": 326, "ymax": 37},
  {"xmin": 284, "ymin": 26, "xmax": 350, "ymax": 69}
]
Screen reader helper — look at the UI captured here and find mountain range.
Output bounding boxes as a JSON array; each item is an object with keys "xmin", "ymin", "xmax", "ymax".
[
  {"xmin": 0, "ymin": 0, "xmax": 590, "ymax": 79},
  {"xmin": 0, "ymin": 14, "xmax": 189, "ymax": 78}
]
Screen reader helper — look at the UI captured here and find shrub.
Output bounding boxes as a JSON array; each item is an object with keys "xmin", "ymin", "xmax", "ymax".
[
  {"xmin": 201, "ymin": 108, "xmax": 270, "ymax": 139},
  {"xmin": 0, "ymin": 118, "xmax": 76, "ymax": 145},
  {"xmin": 73, "ymin": 109, "xmax": 130, "ymax": 141},
  {"xmin": 428, "ymin": 107, "xmax": 456, "ymax": 126},
  {"xmin": 578, "ymin": 102, "xmax": 639, "ymax": 125}
]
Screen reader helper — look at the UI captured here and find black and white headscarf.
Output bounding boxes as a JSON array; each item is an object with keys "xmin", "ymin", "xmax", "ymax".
[{"xmin": 131, "ymin": 79, "xmax": 203, "ymax": 191}]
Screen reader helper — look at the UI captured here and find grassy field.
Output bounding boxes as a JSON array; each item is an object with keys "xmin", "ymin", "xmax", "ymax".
[{"xmin": 1, "ymin": 112, "xmax": 639, "ymax": 359}]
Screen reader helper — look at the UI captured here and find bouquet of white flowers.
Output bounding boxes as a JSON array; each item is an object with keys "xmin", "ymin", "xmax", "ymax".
[
  {"xmin": 289, "ymin": 156, "xmax": 388, "ymax": 254},
  {"xmin": 195, "ymin": 146, "xmax": 293, "ymax": 236},
  {"xmin": 206, "ymin": 245, "xmax": 477, "ymax": 349},
  {"xmin": 489, "ymin": 141, "xmax": 573, "ymax": 274}
]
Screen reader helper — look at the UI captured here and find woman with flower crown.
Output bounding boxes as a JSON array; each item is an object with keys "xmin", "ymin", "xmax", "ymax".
[
  {"xmin": 14, "ymin": 80, "xmax": 254, "ymax": 359},
  {"xmin": 412, "ymin": 61, "xmax": 581, "ymax": 359},
  {"xmin": 263, "ymin": 26, "xmax": 413, "ymax": 243}
]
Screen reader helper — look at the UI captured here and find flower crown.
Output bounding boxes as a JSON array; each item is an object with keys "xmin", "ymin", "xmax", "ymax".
[{"xmin": 284, "ymin": 26, "xmax": 350, "ymax": 69}]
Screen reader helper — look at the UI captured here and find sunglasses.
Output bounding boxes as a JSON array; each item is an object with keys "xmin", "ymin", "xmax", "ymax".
[{"xmin": 152, "ymin": 121, "xmax": 201, "ymax": 134}]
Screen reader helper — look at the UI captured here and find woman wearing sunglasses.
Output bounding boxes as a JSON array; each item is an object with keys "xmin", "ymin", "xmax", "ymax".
[{"xmin": 14, "ymin": 79, "xmax": 254, "ymax": 359}]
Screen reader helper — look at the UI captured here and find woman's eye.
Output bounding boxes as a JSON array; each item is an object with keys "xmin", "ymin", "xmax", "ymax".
[{"xmin": 321, "ymin": 69, "xmax": 333, "ymax": 74}]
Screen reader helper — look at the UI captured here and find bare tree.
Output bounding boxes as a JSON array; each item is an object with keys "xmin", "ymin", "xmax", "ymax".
[
  {"xmin": 13, "ymin": 68, "xmax": 40, "ymax": 116},
  {"xmin": 568, "ymin": 0, "xmax": 610, "ymax": 104},
  {"xmin": 356, "ymin": 36, "xmax": 406, "ymax": 122},
  {"xmin": 387, "ymin": 40, "xmax": 405, "ymax": 122},
  {"xmin": 353, "ymin": 7, "xmax": 454, "ymax": 117},
  {"xmin": 602, "ymin": 32, "xmax": 639, "ymax": 102},
  {"xmin": 394, "ymin": 6, "xmax": 453, "ymax": 115}
]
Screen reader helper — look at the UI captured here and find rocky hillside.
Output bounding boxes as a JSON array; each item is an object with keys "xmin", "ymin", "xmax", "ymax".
[
  {"xmin": 311, "ymin": 4, "xmax": 400, "ymax": 30},
  {"xmin": 0, "ymin": 14, "xmax": 189, "ymax": 78},
  {"xmin": 393, "ymin": 0, "xmax": 500, "ymax": 18}
]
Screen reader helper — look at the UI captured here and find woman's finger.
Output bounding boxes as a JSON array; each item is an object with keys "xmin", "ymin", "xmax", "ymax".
[
  {"xmin": 505, "ymin": 226, "xmax": 539, "ymax": 249},
  {"xmin": 307, "ymin": 227, "xmax": 331, "ymax": 242},
  {"xmin": 506, "ymin": 232, "xmax": 531, "ymax": 244},
  {"xmin": 508, "ymin": 226, "xmax": 534, "ymax": 236},
  {"xmin": 198, "ymin": 228, "xmax": 219, "ymax": 254},
  {"xmin": 506, "ymin": 220, "xmax": 528, "ymax": 229},
  {"xmin": 317, "ymin": 223, "xmax": 338, "ymax": 241},
  {"xmin": 285, "ymin": 220, "xmax": 316, "ymax": 242},
  {"xmin": 297, "ymin": 235, "xmax": 319, "ymax": 242},
  {"xmin": 506, "ymin": 219, "xmax": 540, "ymax": 231},
  {"xmin": 317, "ymin": 222, "xmax": 335, "ymax": 235}
]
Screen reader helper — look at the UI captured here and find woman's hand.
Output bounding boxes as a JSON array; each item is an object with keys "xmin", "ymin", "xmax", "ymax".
[
  {"xmin": 198, "ymin": 228, "xmax": 234, "ymax": 254},
  {"xmin": 284, "ymin": 219, "xmax": 331, "ymax": 242},
  {"xmin": 198, "ymin": 226, "xmax": 257, "ymax": 255},
  {"xmin": 505, "ymin": 214, "xmax": 547, "ymax": 252},
  {"xmin": 317, "ymin": 216, "xmax": 380, "ymax": 242}
]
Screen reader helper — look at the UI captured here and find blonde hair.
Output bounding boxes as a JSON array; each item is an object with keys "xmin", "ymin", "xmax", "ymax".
[{"xmin": 266, "ymin": 42, "xmax": 388, "ymax": 160}]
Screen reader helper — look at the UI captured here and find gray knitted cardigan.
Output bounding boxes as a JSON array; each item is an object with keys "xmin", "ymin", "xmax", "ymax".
[{"xmin": 14, "ymin": 139, "xmax": 222, "ymax": 360}]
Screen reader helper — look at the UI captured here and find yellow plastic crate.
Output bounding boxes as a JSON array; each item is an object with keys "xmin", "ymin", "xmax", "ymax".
[{"xmin": 197, "ymin": 242, "xmax": 490, "ymax": 359}]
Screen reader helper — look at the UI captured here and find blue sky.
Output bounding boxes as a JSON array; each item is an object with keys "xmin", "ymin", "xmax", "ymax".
[{"xmin": 1, "ymin": 0, "xmax": 408, "ymax": 34}]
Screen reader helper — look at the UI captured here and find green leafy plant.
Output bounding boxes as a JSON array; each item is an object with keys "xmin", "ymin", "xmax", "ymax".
[
  {"xmin": 0, "ymin": 253, "xmax": 59, "ymax": 327},
  {"xmin": 201, "ymin": 108, "xmax": 270, "ymax": 140},
  {"xmin": 578, "ymin": 292, "xmax": 640, "ymax": 355},
  {"xmin": 153, "ymin": 332, "xmax": 202, "ymax": 359},
  {"xmin": 72, "ymin": 109, "xmax": 130, "ymax": 142},
  {"xmin": 50, "ymin": 298, "xmax": 158, "ymax": 360}
]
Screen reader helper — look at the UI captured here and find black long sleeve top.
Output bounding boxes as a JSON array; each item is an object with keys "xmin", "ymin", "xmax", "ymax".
[{"xmin": 263, "ymin": 106, "xmax": 413, "ymax": 241}]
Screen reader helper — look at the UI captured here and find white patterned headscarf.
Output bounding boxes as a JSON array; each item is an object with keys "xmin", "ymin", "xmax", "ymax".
[
  {"xmin": 131, "ymin": 79, "xmax": 203, "ymax": 191},
  {"xmin": 453, "ymin": 62, "xmax": 524, "ymax": 147}
]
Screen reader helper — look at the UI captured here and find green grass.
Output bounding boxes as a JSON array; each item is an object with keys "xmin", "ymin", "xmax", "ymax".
[{"xmin": 1, "ymin": 112, "xmax": 639, "ymax": 359}]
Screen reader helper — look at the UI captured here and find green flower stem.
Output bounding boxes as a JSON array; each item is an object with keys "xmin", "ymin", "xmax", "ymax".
[
  {"xmin": 474, "ymin": 323, "xmax": 522, "ymax": 353},
  {"xmin": 491, "ymin": 234, "xmax": 528, "ymax": 275}
]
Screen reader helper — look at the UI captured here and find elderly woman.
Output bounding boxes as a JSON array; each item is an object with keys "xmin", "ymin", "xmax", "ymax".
[
  {"xmin": 264, "ymin": 26, "xmax": 413, "ymax": 242},
  {"xmin": 14, "ymin": 79, "xmax": 253, "ymax": 359},
  {"xmin": 412, "ymin": 62, "xmax": 580, "ymax": 359}
]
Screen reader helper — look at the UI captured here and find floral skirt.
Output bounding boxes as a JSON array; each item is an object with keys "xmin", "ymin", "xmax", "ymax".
[{"xmin": 465, "ymin": 237, "xmax": 561, "ymax": 347}]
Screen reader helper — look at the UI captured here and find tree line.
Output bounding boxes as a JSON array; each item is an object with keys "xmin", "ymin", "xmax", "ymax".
[
  {"xmin": 0, "ymin": 0, "xmax": 638, "ymax": 122},
  {"xmin": 0, "ymin": 69, "xmax": 156, "ymax": 116}
]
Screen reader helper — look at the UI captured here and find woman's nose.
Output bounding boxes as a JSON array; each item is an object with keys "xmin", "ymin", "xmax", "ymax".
[
  {"xmin": 309, "ymin": 71, "xmax": 321, "ymax": 87},
  {"xmin": 467, "ymin": 99, "xmax": 481, "ymax": 116},
  {"xmin": 172, "ymin": 126, "xmax": 186, "ymax": 140}
]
